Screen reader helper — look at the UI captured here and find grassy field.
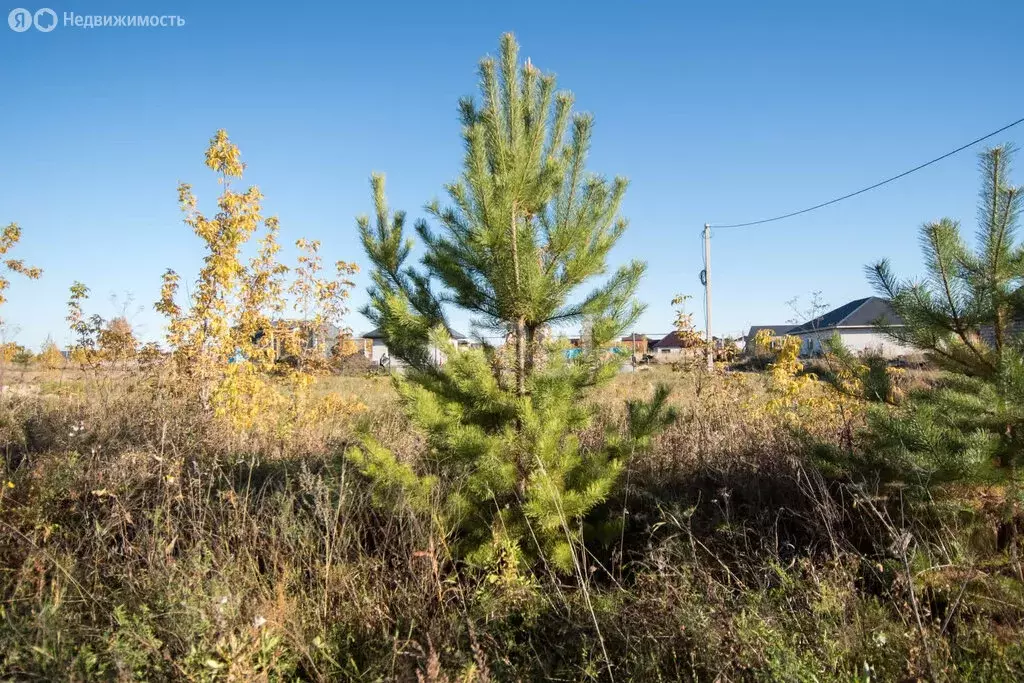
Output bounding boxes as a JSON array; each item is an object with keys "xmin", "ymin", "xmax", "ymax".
[{"xmin": 1, "ymin": 362, "xmax": 1022, "ymax": 681}]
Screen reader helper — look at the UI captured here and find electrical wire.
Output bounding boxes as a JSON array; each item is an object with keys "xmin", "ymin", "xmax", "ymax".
[{"xmin": 711, "ymin": 115, "xmax": 1024, "ymax": 229}]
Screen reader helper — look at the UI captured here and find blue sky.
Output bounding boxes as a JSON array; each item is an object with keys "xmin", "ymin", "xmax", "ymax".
[{"xmin": 1, "ymin": 0, "xmax": 1022, "ymax": 348}]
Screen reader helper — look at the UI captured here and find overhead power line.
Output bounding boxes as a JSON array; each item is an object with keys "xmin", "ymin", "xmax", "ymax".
[{"xmin": 711, "ymin": 115, "xmax": 1024, "ymax": 229}]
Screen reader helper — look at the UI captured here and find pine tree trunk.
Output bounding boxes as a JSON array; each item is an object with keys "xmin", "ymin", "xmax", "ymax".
[
  {"xmin": 1000, "ymin": 427, "xmax": 1022, "ymax": 580},
  {"xmin": 510, "ymin": 202, "xmax": 526, "ymax": 396},
  {"xmin": 525, "ymin": 324, "xmax": 536, "ymax": 375},
  {"xmin": 515, "ymin": 317, "xmax": 526, "ymax": 396}
]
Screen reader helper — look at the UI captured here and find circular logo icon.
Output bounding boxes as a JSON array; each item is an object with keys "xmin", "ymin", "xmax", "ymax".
[
  {"xmin": 8, "ymin": 7, "xmax": 32, "ymax": 32},
  {"xmin": 33, "ymin": 8, "xmax": 57, "ymax": 32}
]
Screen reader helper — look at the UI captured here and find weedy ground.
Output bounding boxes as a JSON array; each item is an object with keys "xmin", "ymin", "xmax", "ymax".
[{"xmin": 1, "ymin": 363, "xmax": 1022, "ymax": 681}]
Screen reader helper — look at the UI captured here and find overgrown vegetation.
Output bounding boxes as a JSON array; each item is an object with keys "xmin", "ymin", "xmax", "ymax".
[
  {"xmin": 860, "ymin": 144, "xmax": 1024, "ymax": 581},
  {"xmin": 4, "ymin": 363, "xmax": 1023, "ymax": 680},
  {"xmin": 1, "ymin": 34, "xmax": 1023, "ymax": 682}
]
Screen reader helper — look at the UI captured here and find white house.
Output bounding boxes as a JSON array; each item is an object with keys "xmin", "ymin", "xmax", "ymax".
[
  {"xmin": 788, "ymin": 296, "xmax": 914, "ymax": 358},
  {"xmin": 359, "ymin": 327, "xmax": 471, "ymax": 368}
]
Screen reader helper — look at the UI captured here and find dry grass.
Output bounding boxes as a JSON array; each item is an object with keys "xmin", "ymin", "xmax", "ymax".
[{"xmin": 0, "ymin": 363, "xmax": 1022, "ymax": 680}]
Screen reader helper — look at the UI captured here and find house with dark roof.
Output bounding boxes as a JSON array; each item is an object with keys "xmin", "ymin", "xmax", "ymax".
[
  {"xmin": 359, "ymin": 326, "xmax": 470, "ymax": 368},
  {"xmin": 746, "ymin": 324, "xmax": 793, "ymax": 340},
  {"xmin": 620, "ymin": 334, "xmax": 649, "ymax": 355},
  {"xmin": 787, "ymin": 296, "xmax": 912, "ymax": 358},
  {"xmin": 743, "ymin": 324, "xmax": 794, "ymax": 356},
  {"xmin": 648, "ymin": 331, "xmax": 704, "ymax": 359}
]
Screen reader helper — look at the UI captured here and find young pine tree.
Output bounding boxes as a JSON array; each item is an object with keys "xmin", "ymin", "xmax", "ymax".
[
  {"xmin": 865, "ymin": 144, "xmax": 1023, "ymax": 570},
  {"xmin": 350, "ymin": 34, "xmax": 674, "ymax": 572}
]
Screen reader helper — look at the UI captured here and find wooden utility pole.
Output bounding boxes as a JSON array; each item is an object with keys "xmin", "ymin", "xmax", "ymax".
[{"xmin": 703, "ymin": 223, "xmax": 713, "ymax": 371}]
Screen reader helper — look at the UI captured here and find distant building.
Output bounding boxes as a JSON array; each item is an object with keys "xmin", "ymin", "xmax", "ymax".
[
  {"xmin": 256, "ymin": 320, "xmax": 349, "ymax": 360},
  {"xmin": 358, "ymin": 326, "xmax": 471, "ymax": 368},
  {"xmin": 620, "ymin": 334, "xmax": 649, "ymax": 355},
  {"xmin": 648, "ymin": 331, "xmax": 703, "ymax": 360},
  {"xmin": 979, "ymin": 321, "xmax": 1024, "ymax": 347},
  {"xmin": 787, "ymin": 296, "xmax": 913, "ymax": 358},
  {"xmin": 743, "ymin": 324, "xmax": 794, "ymax": 356},
  {"xmin": 359, "ymin": 327, "xmax": 390, "ymax": 365}
]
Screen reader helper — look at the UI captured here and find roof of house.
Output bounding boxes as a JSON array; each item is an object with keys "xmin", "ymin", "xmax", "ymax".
[
  {"xmin": 261, "ymin": 320, "xmax": 344, "ymax": 340},
  {"xmin": 745, "ymin": 324, "xmax": 794, "ymax": 340},
  {"xmin": 650, "ymin": 331, "xmax": 698, "ymax": 349},
  {"xmin": 361, "ymin": 326, "xmax": 468, "ymax": 341},
  {"xmin": 787, "ymin": 297, "xmax": 903, "ymax": 335}
]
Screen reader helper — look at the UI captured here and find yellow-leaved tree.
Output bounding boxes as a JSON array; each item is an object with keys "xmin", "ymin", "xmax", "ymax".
[
  {"xmin": 670, "ymin": 294, "xmax": 705, "ymax": 348},
  {"xmin": 168, "ymin": 130, "xmax": 265, "ymax": 380},
  {"xmin": 66, "ymin": 282, "xmax": 140, "ymax": 368},
  {"xmin": 66, "ymin": 281, "xmax": 100, "ymax": 366},
  {"xmin": 156, "ymin": 130, "xmax": 364, "ymax": 446},
  {"xmin": 0, "ymin": 223, "xmax": 42, "ymax": 325},
  {"xmin": 238, "ymin": 216, "xmax": 288, "ymax": 371},
  {"xmin": 39, "ymin": 336, "xmax": 64, "ymax": 370},
  {"xmin": 668, "ymin": 294, "xmax": 706, "ymax": 369},
  {"xmin": 287, "ymin": 238, "xmax": 359, "ymax": 371},
  {"xmin": 98, "ymin": 317, "xmax": 138, "ymax": 363}
]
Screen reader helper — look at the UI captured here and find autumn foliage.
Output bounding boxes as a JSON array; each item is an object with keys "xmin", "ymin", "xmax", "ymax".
[
  {"xmin": 1, "ymin": 40, "xmax": 1023, "ymax": 683},
  {"xmin": 150, "ymin": 130, "xmax": 365, "ymax": 440}
]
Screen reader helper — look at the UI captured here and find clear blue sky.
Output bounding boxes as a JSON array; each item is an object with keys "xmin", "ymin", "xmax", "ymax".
[{"xmin": 2, "ymin": 0, "xmax": 1022, "ymax": 348}]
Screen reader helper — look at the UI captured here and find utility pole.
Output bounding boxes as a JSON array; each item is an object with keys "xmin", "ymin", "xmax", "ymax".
[{"xmin": 702, "ymin": 223, "xmax": 713, "ymax": 371}]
